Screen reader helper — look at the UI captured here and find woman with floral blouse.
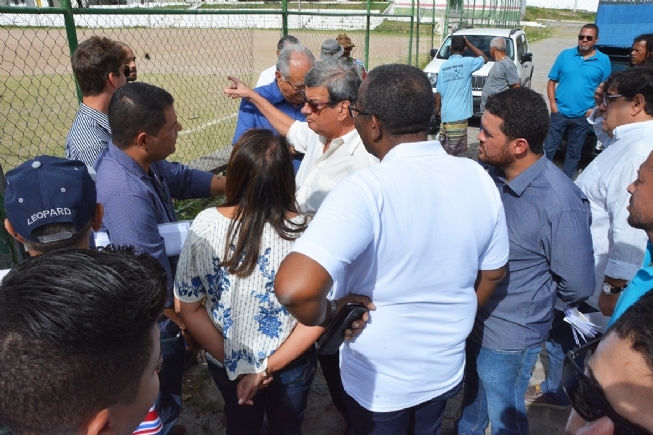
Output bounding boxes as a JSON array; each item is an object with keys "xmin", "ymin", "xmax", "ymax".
[{"xmin": 174, "ymin": 129, "xmax": 322, "ymax": 435}]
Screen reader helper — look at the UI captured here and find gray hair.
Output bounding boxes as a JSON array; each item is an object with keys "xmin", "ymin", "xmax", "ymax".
[
  {"xmin": 276, "ymin": 45, "xmax": 316, "ymax": 78},
  {"xmin": 277, "ymin": 35, "xmax": 300, "ymax": 51},
  {"xmin": 304, "ymin": 59, "xmax": 361, "ymax": 103},
  {"xmin": 490, "ymin": 36, "xmax": 506, "ymax": 52}
]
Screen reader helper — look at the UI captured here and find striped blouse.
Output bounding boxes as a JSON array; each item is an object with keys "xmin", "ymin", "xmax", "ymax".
[{"xmin": 174, "ymin": 207, "xmax": 304, "ymax": 380}]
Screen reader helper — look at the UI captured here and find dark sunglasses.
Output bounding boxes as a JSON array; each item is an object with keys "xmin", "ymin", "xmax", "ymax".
[
  {"xmin": 302, "ymin": 93, "xmax": 338, "ymax": 112},
  {"xmin": 578, "ymin": 34, "xmax": 595, "ymax": 41},
  {"xmin": 123, "ymin": 65, "xmax": 130, "ymax": 77},
  {"xmin": 563, "ymin": 339, "xmax": 653, "ymax": 435}
]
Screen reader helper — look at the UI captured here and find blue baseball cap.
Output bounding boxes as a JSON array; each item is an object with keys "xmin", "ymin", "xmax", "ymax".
[{"xmin": 4, "ymin": 156, "xmax": 96, "ymax": 244}]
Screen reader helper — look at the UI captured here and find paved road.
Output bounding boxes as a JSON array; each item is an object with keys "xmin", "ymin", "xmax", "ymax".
[{"xmin": 459, "ymin": 21, "xmax": 585, "ymax": 167}]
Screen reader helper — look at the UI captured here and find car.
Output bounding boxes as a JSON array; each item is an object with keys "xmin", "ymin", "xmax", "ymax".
[{"xmin": 423, "ymin": 27, "xmax": 534, "ymax": 117}]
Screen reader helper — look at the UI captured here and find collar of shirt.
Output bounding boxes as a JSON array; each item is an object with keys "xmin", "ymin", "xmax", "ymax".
[
  {"xmin": 79, "ymin": 103, "xmax": 111, "ymax": 132},
  {"xmin": 493, "ymin": 155, "xmax": 548, "ymax": 197},
  {"xmin": 326, "ymin": 127, "xmax": 364, "ymax": 157},
  {"xmin": 573, "ymin": 47, "xmax": 605, "ymax": 62},
  {"xmin": 106, "ymin": 140, "xmax": 150, "ymax": 179},
  {"xmin": 613, "ymin": 119, "xmax": 653, "ymax": 142},
  {"xmin": 383, "ymin": 139, "xmax": 446, "ymax": 162},
  {"xmin": 257, "ymin": 79, "xmax": 289, "ymax": 105}
]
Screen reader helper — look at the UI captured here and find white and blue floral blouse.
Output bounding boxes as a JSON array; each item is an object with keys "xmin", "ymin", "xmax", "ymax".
[{"xmin": 174, "ymin": 207, "xmax": 303, "ymax": 380}]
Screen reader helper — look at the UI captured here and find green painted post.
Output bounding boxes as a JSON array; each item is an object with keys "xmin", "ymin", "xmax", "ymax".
[
  {"xmin": 431, "ymin": 0, "xmax": 435, "ymax": 50},
  {"xmin": 441, "ymin": 0, "xmax": 447, "ymax": 43},
  {"xmin": 364, "ymin": 0, "xmax": 370, "ymax": 69},
  {"xmin": 61, "ymin": 0, "xmax": 81, "ymax": 102},
  {"xmin": 408, "ymin": 0, "xmax": 414, "ymax": 65},
  {"xmin": 415, "ymin": 0, "xmax": 420, "ymax": 67},
  {"xmin": 282, "ymin": 0, "xmax": 288, "ymax": 36}
]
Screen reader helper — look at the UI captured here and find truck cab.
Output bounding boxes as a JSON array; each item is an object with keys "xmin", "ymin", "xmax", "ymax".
[{"xmin": 423, "ymin": 27, "xmax": 533, "ymax": 117}]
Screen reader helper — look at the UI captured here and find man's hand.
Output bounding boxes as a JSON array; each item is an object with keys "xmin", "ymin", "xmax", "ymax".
[
  {"xmin": 181, "ymin": 329, "xmax": 201, "ymax": 352},
  {"xmin": 584, "ymin": 108, "xmax": 594, "ymax": 118},
  {"xmin": 236, "ymin": 372, "xmax": 273, "ymax": 405},
  {"xmin": 224, "ymin": 76, "xmax": 255, "ymax": 101},
  {"xmin": 335, "ymin": 294, "xmax": 376, "ymax": 341},
  {"xmin": 594, "ymin": 82, "xmax": 605, "ymax": 108},
  {"xmin": 597, "ymin": 292, "xmax": 620, "ymax": 317}
]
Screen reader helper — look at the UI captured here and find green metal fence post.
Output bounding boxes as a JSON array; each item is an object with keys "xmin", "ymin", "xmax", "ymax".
[
  {"xmin": 442, "ymin": 0, "xmax": 449, "ymax": 43},
  {"xmin": 431, "ymin": 0, "xmax": 435, "ymax": 50},
  {"xmin": 61, "ymin": 0, "xmax": 81, "ymax": 102},
  {"xmin": 364, "ymin": 0, "xmax": 370, "ymax": 69},
  {"xmin": 408, "ymin": 0, "xmax": 414, "ymax": 65},
  {"xmin": 282, "ymin": 0, "xmax": 288, "ymax": 36},
  {"xmin": 415, "ymin": 0, "xmax": 420, "ymax": 67}
]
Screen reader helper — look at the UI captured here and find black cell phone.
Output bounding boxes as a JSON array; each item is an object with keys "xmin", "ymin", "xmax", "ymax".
[{"xmin": 316, "ymin": 302, "xmax": 368, "ymax": 356}]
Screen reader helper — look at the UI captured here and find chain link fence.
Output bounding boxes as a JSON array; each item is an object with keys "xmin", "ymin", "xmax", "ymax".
[{"xmin": 0, "ymin": 1, "xmax": 425, "ymax": 174}]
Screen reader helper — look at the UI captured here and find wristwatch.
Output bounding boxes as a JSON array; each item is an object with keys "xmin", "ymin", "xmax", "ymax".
[{"xmin": 602, "ymin": 282, "xmax": 626, "ymax": 296}]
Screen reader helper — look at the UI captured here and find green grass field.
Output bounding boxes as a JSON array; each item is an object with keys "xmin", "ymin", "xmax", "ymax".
[{"xmin": 0, "ymin": 71, "xmax": 240, "ymax": 171}]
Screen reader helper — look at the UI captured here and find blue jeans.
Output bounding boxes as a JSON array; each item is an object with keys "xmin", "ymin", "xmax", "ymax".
[
  {"xmin": 207, "ymin": 347, "xmax": 316, "ymax": 435},
  {"xmin": 543, "ymin": 111, "xmax": 591, "ymax": 179},
  {"xmin": 456, "ymin": 341, "xmax": 539, "ymax": 435},
  {"xmin": 345, "ymin": 382, "xmax": 461, "ymax": 435},
  {"xmin": 156, "ymin": 329, "xmax": 186, "ymax": 435}
]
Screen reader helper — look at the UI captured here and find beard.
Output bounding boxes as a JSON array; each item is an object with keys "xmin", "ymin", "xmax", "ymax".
[{"xmin": 627, "ymin": 209, "xmax": 653, "ymax": 231}]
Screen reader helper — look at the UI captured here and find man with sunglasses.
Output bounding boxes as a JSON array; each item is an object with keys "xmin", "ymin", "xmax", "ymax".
[
  {"xmin": 543, "ymin": 24, "xmax": 611, "ymax": 179},
  {"xmin": 231, "ymin": 44, "xmax": 315, "ymax": 172},
  {"xmin": 564, "ymin": 291, "xmax": 653, "ymax": 435},
  {"xmin": 226, "ymin": 60, "xmax": 378, "ymax": 216},
  {"xmin": 574, "ymin": 67, "xmax": 653, "ymax": 316},
  {"xmin": 66, "ymin": 36, "xmax": 129, "ymax": 168},
  {"xmin": 527, "ymin": 67, "xmax": 653, "ymax": 411}
]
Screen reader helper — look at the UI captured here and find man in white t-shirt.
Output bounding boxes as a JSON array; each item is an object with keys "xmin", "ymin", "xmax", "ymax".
[
  {"xmin": 226, "ymin": 60, "xmax": 378, "ymax": 216},
  {"xmin": 274, "ymin": 64, "xmax": 509, "ymax": 435}
]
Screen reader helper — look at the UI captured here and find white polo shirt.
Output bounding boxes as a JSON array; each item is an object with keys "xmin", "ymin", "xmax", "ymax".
[
  {"xmin": 287, "ymin": 121, "xmax": 378, "ymax": 215},
  {"xmin": 292, "ymin": 140, "xmax": 509, "ymax": 412}
]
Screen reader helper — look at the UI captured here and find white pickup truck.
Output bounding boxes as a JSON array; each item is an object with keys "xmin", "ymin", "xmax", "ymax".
[{"xmin": 423, "ymin": 27, "xmax": 534, "ymax": 117}]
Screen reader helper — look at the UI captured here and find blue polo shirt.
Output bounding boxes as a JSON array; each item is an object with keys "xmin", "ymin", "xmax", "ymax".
[
  {"xmin": 549, "ymin": 47, "xmax": 611, "ymax": 118},
  {"xmin": 232, "ymin": 80, "xmax": 305, "ymax": 144},
  {"xmin": 437, "ymin": 54, "xmax": 485, "ymax": 122},
  {"xmin": 608, "ymin": 241, "xmax": 653, "ymax": 327}
]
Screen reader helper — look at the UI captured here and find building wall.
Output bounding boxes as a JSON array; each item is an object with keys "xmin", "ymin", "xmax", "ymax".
[{"xmin": 526, "ymin": 0, "xmax": 598, "ymax": 12}]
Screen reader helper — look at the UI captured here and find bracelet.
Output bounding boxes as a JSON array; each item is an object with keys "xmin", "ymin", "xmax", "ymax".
[{"xmin": 318, "ymin": 299, "xmax": 337, "ymax": 329}]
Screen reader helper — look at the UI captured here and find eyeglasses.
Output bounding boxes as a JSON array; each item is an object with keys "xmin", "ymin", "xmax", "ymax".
[
  {"xmin": 348, "ymin": 102, "xmax": 374, "ymax": 118},
  {"xmin": 280, "ymin": 73, "xmax": 305, "ymax": 92},
  {"xmin": 302, "ymin": 93, "xmax": 337, "ymax": 112},
  {"xmin": 603, "ymin": 93, "xmax": 623, "ymax": 107},
  {"xmin": 563, "ymin": 339, "xmax": 653, "ymax": 435},
  {"xmin": 578, "ymin": 34, "xmax": 595, "ymax": 41},
  {"xmin": 123, "ymin": 65, "xmax": 130, "ymax": 77}
]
